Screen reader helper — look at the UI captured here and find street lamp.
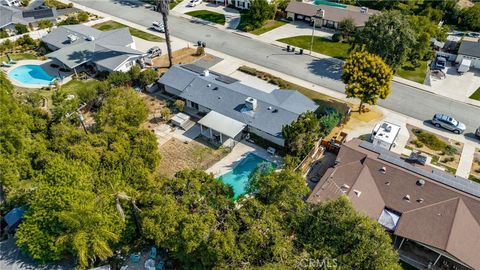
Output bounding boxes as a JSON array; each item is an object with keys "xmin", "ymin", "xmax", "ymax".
[{"xmin": 310, "ymin": 9, "xmax": 325, "ymax": 55}]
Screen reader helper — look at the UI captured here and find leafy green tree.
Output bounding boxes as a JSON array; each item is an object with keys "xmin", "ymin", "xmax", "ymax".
[
  {"xmin": 15, "ymin": 24, "xmax": 29, "ymax": 34},
  {"xmin": 128, "ymin": 65, "xmax": 141, "ymax": 83},
  {"xmin": 282, "ymin": 111, "xmax": 320, "ymax": 158},
  {"xmin": 338, "ymin": 18, "xmax": 356, "ymax": 40},
  {"xmin": 0, "ymin": 30, "xmax": 9, "ymax": 38},
  {"xmin": 295, "ymin": 196, "xmax": 401, "ymax": 269},
  {"xmin": 59, "ymin": 16, "xmax": 80, "ymax": 26},
  {"xmin": 107, "ymin": 71, "xmax": 132, "ymax": 87},
  {"xmin": 249, "ymin": 0, "xmax": 275, "ymax": 28},
  {"xmin": 37, "ymin": 20, "xmax": 54, "ymax": 29},
  {"xmin": 318, "ymin": 111, "xmax": 341, "ymax": 137},
  {"xmin": 460, "ymin": 3, "xmax": 480, "ymax": 31},
  {"xmin": 342, "ymin": 51, "xmax": 393, "ymax": 112},
  {"xmin": 139, "ymin": 68, "xmax": 158, "ymax": 87},
  {"xmin": 355, "ymin": 11, "xmax": 416, "ymax": 69}
]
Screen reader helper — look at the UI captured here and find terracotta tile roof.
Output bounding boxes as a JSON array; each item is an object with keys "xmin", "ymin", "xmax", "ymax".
[{"xmin": 307, "ymin": 139, "xmax": 480, "ymax": 269}]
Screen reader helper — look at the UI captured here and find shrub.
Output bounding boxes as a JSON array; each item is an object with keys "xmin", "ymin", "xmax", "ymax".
[
  {"xmin": 331, "ymin": 33, "xmax": 342, "ymax": 42},
  {"xmin": 0, "ymin": 30, "xmax": 8, "ymax": 38},
  {"xmin": 195, "ymin": 46, "xmax": 205, "ymax": 56},
  {"xmin": 37, "ymin": 20, "xmax": 54, "ymax": 29},
  {"xmin": 139, "ymin": 69, "xmax": 158, "ymax": 87},
  {"xmin": 318, "ymin": 111, "xmax": 341, "ymax": 137},
  {"xmin": 107, "ymin": 71, "xmax": 132, "ymax": 87},
  {"xmin": 175, "ymin": 99, "xmax": 185, "ymax": 112},
  {"xmin": 411, "ymin": 139, "xmax": 424, "ymax": 148},
  {"xmin": 15, "ymin": 24, "xmax": 29, "ymax": 34},
  {"xmin": 412, "ymin": 129, "xmax": 447, "ymax": 151},
  {"xmin": 444, "ymin": 145, "xmax": 458, "ymax": 156},
  {"xmin": 59, "ymin": 16, "xmax": 79, "ymax": 26},
  {"xmin": 160, "ymin": 107, "xmax": 172, "ymax": 120},
  {"xmin": 77, "ymin": 11, "xmax": 90, "ymax": 23}
]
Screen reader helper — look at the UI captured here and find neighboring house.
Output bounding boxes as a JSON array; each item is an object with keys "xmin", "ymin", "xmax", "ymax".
[
  {"xmin": 456, "ymin": 41, "xmax": 480, "ymax": 69},
  {"xmin": 1, "ymin": 0, "xmax": 20, "ymax": 7},
  {"xmin": 42, "ymin": 25, "xmax": 145, "ymax": 73},
  {"xmin": 158, "ymin": 64, "xmax": 319, "ymax": 147},
  {"xmin": 308, "ymin": 139, "xmax": 480, "ymax": 270},
  {"xmin": 209, "ymin": 0, "xmax": 272, "ymax": 10},
  {"xmin": 0, "ymin": 5, "xmax": 57, "ymax": 31},
  {"xmin": 285, "ymin": 1, "xmax": 379, "ymax": 29}
]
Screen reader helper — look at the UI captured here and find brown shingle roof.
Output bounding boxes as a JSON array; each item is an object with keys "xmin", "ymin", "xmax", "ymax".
[
  {"xmin": 307, "ymin": 139, "xmax": 480, "ymax": 269},
  {"xmin": 285, "ymin": 1, "xmax": 379, "ymax": 27}
]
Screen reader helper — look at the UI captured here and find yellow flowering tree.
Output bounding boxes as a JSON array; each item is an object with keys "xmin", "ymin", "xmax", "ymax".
[{"xmin": 341, "ymin": 51, "xmax": 393, "ymax": 113}]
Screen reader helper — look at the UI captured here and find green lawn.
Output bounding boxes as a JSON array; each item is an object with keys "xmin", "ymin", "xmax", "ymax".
[
  {"xmin": 277, "ymin": 35, "xmax": 350, "ymax": 60},
  {"xmin": 92, "ymin": 20, "xmax": 163, "ymax": 42},
  {"xmin": 469, "ymin": 86, "xmax": 480, "ymax": 101},
  {"xmin": 250, "ymin": 20, "xmax": 286, "ymax": 35},
  {"xmin": 185, "ymin": 10, "xmax": 226, "ymax": 25},
  {"xmin": 0, "ymin": 53, "xmax": 37, "ymax": 63},
  {"xmin": 397, "ymin": 61, "xmax": 428, "ymax": 84},
  {"xmin": 60, "ymin": 79, "xmax": 102, "ymax": 94}
]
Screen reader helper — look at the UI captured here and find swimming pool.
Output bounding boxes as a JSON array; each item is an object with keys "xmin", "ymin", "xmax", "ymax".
[
  {"xmin": 8, "ymin": 65, "xmax": 56, "ymax": 87},
  {"xmin": 219, "ymin": 153, "xmax": 275, "ymax": 199}
]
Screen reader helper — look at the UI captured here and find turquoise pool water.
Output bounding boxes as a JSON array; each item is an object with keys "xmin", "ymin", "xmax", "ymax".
[
  {"xmin": 8, "ymin": 65, "xmax": 55, "ymax": 86},
  {"xmin": 219, "ymin": 153, "xmax": 274, "ymax": 199},
  {"xmin": 314, "ymin": 0, "xmax": 347, "ymax": 8}
]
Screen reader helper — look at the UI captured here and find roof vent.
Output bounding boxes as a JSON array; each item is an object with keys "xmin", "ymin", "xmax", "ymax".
[
  {"xmin": 353, "ymin": 189, "xmax": 361, "ymax": 197},
  {"xmin": 245, "ymin": 97, "xmax": 257, "ymax": 111},
  {"xmin": 417, "ymin": 198, "xmax": 424, "ymax": 203},
  {"xmin": 67, "ymin": 34, "xmax": 78, "ymax": 43},
  {"xmin": 203, "ymin": 70, "xmax": 209, "ymax": 77},
  {"xmin": 404, "ymin": 194, "xmax": 411, "ymax": 202},
  {"xmin": 385, "ymin": 181, "xmax": 391, "ymax": 186},
  {"xmin": 417, "ymin": 179, "xmax": 425, "ymax": 186},
  {"xmin": 340, "ymin": 184, "xmax": 350, "ymax": 193},
  {"xmin": 86, "ymin": 35, "xmax": 95, "ymax": 41},
  {"xmin": 207, "ymin": 84, "xmax": 211, "ymax": 88},
  {"xmin": 213, "ymin": 86, "xmax": 218, "ymax": 90},
  {"xmin": 380, "ymin": 166, "xmax": 386, "ymax": 173},
  {"xmin": 268, "ymin": 106, "xmax": 272, "ymax": 110},
  {"xmin": 272, "ymin": 109, "xmax": 278, "ymax": 113}
]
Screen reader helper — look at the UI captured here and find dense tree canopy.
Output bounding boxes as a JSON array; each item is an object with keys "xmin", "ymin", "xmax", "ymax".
[
  {"xmin": 355, "ymin": 11, "xmax": 416, "ymax": 69},
  {"xmin": 342, "ymin": 51, "xmax": 393, "ymax": 111},
  {"xmin": 248, "ymin": 0, "xmax": 275, "ymax": 28},
  {"xmin": 460, "ymin": 3, "xmax": 480, "ymax": 31}
]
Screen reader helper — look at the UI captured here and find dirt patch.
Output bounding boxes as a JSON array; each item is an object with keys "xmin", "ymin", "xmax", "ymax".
[
  {"xmin": 342, "ymin": 106, "xmax": 384, "ymax": 139},
  {"xmin": 406, "ymin": 125, "xmax": 463, "ymax": 173},
  {"xmin": 138, "ymin": 92, "xmax": 171, "ymax": 131},
  {"xmin": 457, "ymin": 0, "xmax": 474, "ymax": 8},
  {"xmin": 470, "ymin": 150, "xmax": 480, "ymax": 183},
  {"xmin": 157, "ymin": 138, "xmax": 230, "ymax": 177},
  {"xmin": 152, "ymin": 47, "xmax": 214, "ymax": 71}
]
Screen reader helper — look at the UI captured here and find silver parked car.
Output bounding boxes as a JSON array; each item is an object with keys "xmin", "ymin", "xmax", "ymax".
[{"xmin": 431, "ymin": 113, "xmax": 466, "ymax": 134}]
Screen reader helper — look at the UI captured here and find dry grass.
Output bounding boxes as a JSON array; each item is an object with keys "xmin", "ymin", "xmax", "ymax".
[
  {"xmin": 157, "ymin": 138, "xmax": 230, "ymax": 177},
  {"xmin": 406, "ymin": 125, "xmax": 463, "ymax": 173},
  {"xmin": 471, "ymin": 150, "xmax": 480, "ymax": 180},
  {"xmin": 152, "ymin": 47, "xmax": 214, "ymax": 71},
  {"xmin": 138, "ymin": 92, "xmax": 170, "ymax": 130}
]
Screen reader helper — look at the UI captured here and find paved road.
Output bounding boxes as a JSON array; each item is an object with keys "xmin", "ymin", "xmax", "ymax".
[{"xmin": 74, "ymin": 0, "xmax": 480, "ymax": 134}]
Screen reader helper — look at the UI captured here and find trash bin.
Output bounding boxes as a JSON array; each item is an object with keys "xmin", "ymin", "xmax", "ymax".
[
  {"xmin": 286, "ymin": 45, "xmax": 290, "ymax": 52},
  {"xmin": 299, "ymin": 48, "xmax": 303, "ymax": 55},
  {"xmin": 291, "ymin": 47, "xmax": 295, "ymax": 52},
  {"xmin": 197, "ymin": 40, "xmax": 202, "ymax": 46},
  {"xmin": 201, "ymin": 42, "xmax": 206, "ymax": 48}
]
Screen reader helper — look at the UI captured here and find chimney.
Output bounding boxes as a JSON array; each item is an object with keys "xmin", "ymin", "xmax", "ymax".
[
  {"xmin": 203, "ymin": 70, "xmax": 209, "ymax": 77},
  {"xmin": 360, "ymin": 6, "xmax": 368, "ymax": 13},
  {"xmin": 245, "ymin": 97, "xmax": 257, "ymax": 111}
]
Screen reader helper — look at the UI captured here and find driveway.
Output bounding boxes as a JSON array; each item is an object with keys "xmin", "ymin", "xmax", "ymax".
[
  {"xmin": 258, "ymin": 21, "xmax": 333, "ymax": 43},
  {"xmin": 430, "ymin": 64, "xmax": 480, "ymax": 105},
  {"xmin": 172, "ymin": 1, "xmax": 240, "ymax": 29}
]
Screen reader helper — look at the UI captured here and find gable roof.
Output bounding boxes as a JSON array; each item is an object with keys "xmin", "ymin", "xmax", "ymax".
[
  {"xmin": 159, "ymin": 65, "xmax": 319, "ymax": 138},
  {"xmin": 44, "ymin": 25, "xmax": 143, "ymax": 70},
  {"xmin": 458, "ymin": 41, "xmax": 480, "ymax": 58},
  {"xmin": 0, "ymin": 5, "xmax": 57, "ymax": 29},
  {"xmin": 308, "ymin": 139, "xmax": 480, "ymax": 269},
  {"xmin": 285, "ymin": 1, "xmax": 379, "ymax": 26}
]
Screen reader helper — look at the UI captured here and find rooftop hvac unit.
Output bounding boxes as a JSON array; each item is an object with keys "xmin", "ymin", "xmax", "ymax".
[
  {"xmin": 67, "ymin": 34, "xmax": 78, "ymax": 43},
  {"xmin": 86, "ymin": 36, "xmax": 95, "ymax": 41}
]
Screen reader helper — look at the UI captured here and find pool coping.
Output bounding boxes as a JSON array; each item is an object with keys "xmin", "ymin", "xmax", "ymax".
[{"xmin": 4, "ymin": 60, "xmax": 73, "ymax": 89}]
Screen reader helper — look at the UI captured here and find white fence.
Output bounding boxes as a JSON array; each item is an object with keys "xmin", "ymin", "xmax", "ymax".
[{"xmin": 0, "ymin": 28, "xmax": 51, "ymax": 43}]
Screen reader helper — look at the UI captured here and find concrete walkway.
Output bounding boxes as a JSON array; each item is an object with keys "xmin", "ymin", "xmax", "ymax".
[
  {"xmin": 458, "ymin": 143, "xmax": 476, "ymax": 178},
  {"xmin": 258, "ymin": 21, "xmax": 333, "ymax": 43},
  {"xmin": 172, "ymin": 1, "xmax": 240, "ymax": 29}
]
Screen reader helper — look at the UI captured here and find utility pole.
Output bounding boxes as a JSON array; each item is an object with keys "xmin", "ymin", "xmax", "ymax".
[
  {"xmin": 157, "ymin": 0, "xmax": 173, "ymax": 67},
  {"xmin": 310, "ymin": 9, "xmax": 324, "ymax": 55}
]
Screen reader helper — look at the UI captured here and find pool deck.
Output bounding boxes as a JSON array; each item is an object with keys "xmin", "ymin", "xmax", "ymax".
[
  {"xmin": 206, "ymin": 140, "xmax": 283, "ymax": 177},
  {"xmin": 3, "ymin": 60, "xmax": 73, "ymax": 89}
]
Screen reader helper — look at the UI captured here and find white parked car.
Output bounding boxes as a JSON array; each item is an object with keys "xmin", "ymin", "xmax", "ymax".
[
  {"xmin": 187, "ymin": 0, "xmax": 202, "ymax": 7},
  {"xmin": 151, "ymin": 21, "xmax": 165, "ymax": 33}
]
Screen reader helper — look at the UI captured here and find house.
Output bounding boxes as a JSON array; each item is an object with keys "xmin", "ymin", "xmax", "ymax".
[
  {"xmin": 158, "ymin": 64, "xmax": 319, "ymax": 147},
  {"xmin": 456, "ymin": 41, "xmax": 480, "ymax": 69},
  {"xmin": 208, "ymin": 0, "xmax": 272, "ymax": 10},
  {"xmin": 308, "ymin": 139, "xmax": 480, "ymax": 270},
  {"xmin": 0, "ymin": 5, "xmax": 57, "ymax": 31},
  {"xmin": 285, "ymin": 1, "xmax": 379, "ymax": 29},
  {"xmin": 42, "ymin": 25, "xmax": 145, "ymax": 73}
]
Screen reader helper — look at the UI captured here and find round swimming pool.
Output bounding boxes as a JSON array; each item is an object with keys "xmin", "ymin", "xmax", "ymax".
[{"xmin": 8, "ymin": 64, "xmax": 56, "ymax": 87}]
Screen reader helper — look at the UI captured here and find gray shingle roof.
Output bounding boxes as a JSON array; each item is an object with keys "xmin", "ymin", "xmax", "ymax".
[
  {"xmin": 0, "ymin": 5, "xmax": 57, "ymax": 29},
  {"xmin": 44, "ymin": 25, "xmax": 143, "ymax": 70},
  {"xmin": 458, "ymin": 41, "xmax": 480, "ymax": 58},
  {"xmin": 159, "ymin": 65, "xmax": 319, "ymax": 137}
]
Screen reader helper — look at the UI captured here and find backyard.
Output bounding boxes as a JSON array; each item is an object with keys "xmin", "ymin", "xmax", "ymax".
[
  {"xmin": 185, "ymin": 10, "xmax": 226, "ymax": 25},
  {"xmin": 470, "ymin": 86, "xmax": 480, "ymax": 101},
  {"xmin": 92, "ymin": 20, "xmax": 163, "ymax": 42},
  {"xmin": 0, "ymin": 53, "xmax": 38, "ymax": 63},
  {"xmin": 157, "ymin": 138, "xmax": 230, "ymax": 177},
  {"xmin": 406, "ymin": 125, "xmax": 463, "ymax": 174}
]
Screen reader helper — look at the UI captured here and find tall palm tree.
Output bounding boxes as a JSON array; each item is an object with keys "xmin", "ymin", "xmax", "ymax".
[{"xmin": 157, "ymin": 0, "xmax": 173, "ymax": 67}]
